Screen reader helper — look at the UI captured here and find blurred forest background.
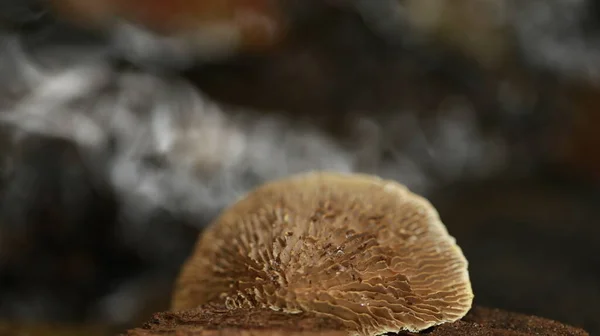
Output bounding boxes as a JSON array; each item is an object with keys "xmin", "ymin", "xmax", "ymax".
[{"xmin": 0, "ymin": 0, "xmax": 599, "ymax": 335}]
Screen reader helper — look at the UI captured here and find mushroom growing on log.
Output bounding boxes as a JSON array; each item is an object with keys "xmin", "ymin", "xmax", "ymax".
[{"xmin": 172, "ymin": 171, "xmax": 474, "ymax": 335}]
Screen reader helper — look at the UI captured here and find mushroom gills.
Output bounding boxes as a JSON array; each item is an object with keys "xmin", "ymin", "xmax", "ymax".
[{"xmin": 172, "ymin": 171, "xmax": 474, "ymax": 336}]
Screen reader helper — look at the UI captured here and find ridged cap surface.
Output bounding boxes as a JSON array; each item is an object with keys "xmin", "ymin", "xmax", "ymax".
[{"xmin": 173, "ymin": 171, "xmax": 473, "ymax": 335}]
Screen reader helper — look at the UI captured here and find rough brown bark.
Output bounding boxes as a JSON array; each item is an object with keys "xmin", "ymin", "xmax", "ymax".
[{"xmin": 124, "ymin": 304, "xmax": 589, "ymax": 336}]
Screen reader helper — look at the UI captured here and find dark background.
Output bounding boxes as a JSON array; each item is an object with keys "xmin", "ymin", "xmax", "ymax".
[{"xmin": 0, "ymin": 1, "xmax": 599, "ymax": 334}]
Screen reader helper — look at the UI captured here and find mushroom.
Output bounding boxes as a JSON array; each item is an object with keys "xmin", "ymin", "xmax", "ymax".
[{"xmin": 172, "ymin": 171, "xmax": 473, "ymax": 335}]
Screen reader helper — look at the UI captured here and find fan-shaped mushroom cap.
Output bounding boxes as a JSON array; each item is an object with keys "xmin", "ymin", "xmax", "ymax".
[{"xmin": 172, "ymin": 171, "xmax": 473, "ymax": 335}]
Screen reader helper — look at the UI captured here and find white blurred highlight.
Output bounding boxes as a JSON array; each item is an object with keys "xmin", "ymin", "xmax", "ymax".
[{"xmin": 0, "ymin": 36, "xmax": 508, "ymax": 229}]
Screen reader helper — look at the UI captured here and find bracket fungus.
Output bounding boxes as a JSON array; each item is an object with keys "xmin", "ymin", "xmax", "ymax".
[{"xmin": 172, "ymin": 171, "xmax": 474, "ymax": 335}]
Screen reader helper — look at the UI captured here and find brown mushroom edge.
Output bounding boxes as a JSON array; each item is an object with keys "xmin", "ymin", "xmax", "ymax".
[
  {"xmin": 123, "ymin": 172, "xmax": 588, "ymax": 336},
  {"xmin": 123, "ymin": 304, "xmax": 589, "ymax": 336},
  {"xmin": 171, "ymin": 171, "xmax": 474, "ymax": 334}
]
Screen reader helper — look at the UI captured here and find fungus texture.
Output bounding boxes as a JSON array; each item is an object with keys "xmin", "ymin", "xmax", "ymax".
[{"xmin": 172, "ymin": 171, "xmax": 473, "ymax": 335}]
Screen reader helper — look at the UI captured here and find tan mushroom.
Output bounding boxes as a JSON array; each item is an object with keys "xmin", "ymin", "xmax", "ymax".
[{"xmin": 172, "ymin": 171, "xmax": 473, "ymax": 335}]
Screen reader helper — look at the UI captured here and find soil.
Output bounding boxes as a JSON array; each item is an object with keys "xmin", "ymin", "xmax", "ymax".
[
  {"xmin": 0, "ymin": 321, "xmax": 111, "ymax": 336},
  {"xmin": 124, "ymin": 304, "xmax": 589, "ymax": 336}
]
